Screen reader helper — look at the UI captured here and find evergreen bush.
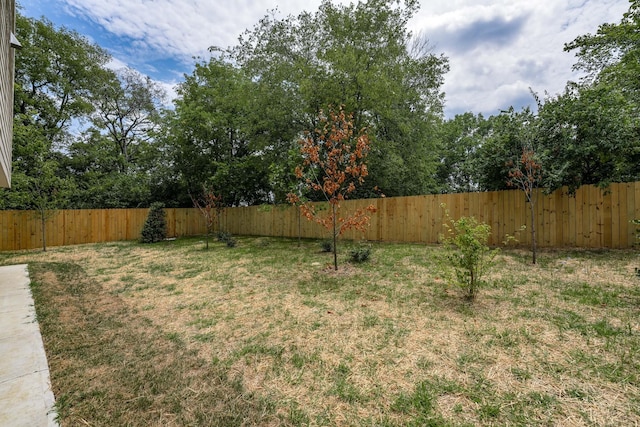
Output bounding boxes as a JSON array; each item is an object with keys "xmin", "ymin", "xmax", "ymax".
[{"xmin": 140, "ymin": 202, "xmax": 167, "ymax": 243}]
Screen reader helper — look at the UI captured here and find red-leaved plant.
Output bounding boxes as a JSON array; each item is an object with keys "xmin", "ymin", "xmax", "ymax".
[
  {"xmin": 288, "ymin": 107, "xmax": 376, "ymax": 270},
  {"xmin": 507, "ymin": 147, "xmax": 543, "ymax": 264},
  {"xmin": 191, "ymin": 184, "xmax": 224, "ymax": 250}
]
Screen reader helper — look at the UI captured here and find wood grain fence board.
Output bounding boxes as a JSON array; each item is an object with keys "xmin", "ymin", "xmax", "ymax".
[
  {"xmin": 626, "ymin": 183, "xmax": 636, "ymax": 246},
  {"xmin": 550, "ymin": 190, "xmax": 559, "ymax": 247},
  {"xmin": 0, "ymin": 209, "xmax": 7, "ymax": 250},
  {"xmin": 574, "ymin": 188, "xmax": 584, "ymax": 247},
  {"xmin": 582, "ymin": 186, "xmax": 591, "ymax": 247},
  {"xmin": 551, "ymin": 190, "xmax": 559, "ymax": 246},
  {"xmin": 622, "ymin": 182, "xmax": 631, "ymax": 248},
  {"xmin": 620, "ymin": 183, "xmax": 634, "ymax": 248},
  {"xmin": 500, "ymin": 190, "xmax": 508, "ymax": 244},
  {"xmin": 538, "ymin": 193, "xmax": 546, "ymax": 247},
  {"xmin": 636, "ymin": 183, "xmax": 640, "ymax": 244},
  {"xmin": 617, "ymin": 183, "xmax": 627, "ymax": 248},
  {"xmin": 504, "ymin": 190, "xmax": 514, "ymax": 244},
  {"xmin": 608, "ymin": 185, "xmax": 617, "ymax": 248},
  {"xmin": 554, "ymin": 189, "xmax": 562, "ymax": 246},
  {"xmin": 590, "ymin": 186, "xmax": 601, "ymax": 248}
]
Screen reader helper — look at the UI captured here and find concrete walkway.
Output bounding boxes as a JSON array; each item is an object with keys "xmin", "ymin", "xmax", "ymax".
[{"xmin": 0, "ymin": 264, "xmax": 58, "ymax": 426}]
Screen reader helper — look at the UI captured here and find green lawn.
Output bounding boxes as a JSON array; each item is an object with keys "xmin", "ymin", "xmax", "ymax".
[{"xmin": 2, "ymin": 237, "xmax": 639, "ymax": 426}]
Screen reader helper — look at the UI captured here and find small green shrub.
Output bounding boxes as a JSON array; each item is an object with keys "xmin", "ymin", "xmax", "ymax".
[
  {"xmin": 320, "ymin": 240, "xmax": 333, "ymax": 253},
  {"xmin": 216, "ymin": 231, "xmax": 231, "ymax": 242},
  {"xmin": 349, "ymin": 246, "xmax": 371, "ymax": 263},
  {"xmin": 140, "ymin": 202, "xmax": 167, "ymax": 243},
  {"xmin": 215, "ymin": 230, "xmax": 236, "ymax": 248},
  {"xmin": 440, "ymin": 209, "xmax": 499, "ymax": 301}
]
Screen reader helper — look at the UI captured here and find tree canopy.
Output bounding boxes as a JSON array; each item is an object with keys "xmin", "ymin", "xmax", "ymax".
[{"xmin": 3, "ymin": 0, "xmax": 639, "ymax": 212}]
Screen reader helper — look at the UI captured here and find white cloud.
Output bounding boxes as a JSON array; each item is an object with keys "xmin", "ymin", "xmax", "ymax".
[
  {"xmin": 410, "ymin": 0, "xmax": 630, "ymax": 116},
  {"xmin": 62, "ymin": 0, "xmax": 345, "ymax": 61}
]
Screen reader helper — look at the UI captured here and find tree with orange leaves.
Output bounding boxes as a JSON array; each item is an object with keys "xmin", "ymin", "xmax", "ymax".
[
  {"xmin": 507, "ymin": 146, "xmax": 543, "ymax": 264},
  {"xmin": 191, "ymin": 184, "xmax": 224, "ymax": 250},
  {"xmin": 288, "ymin": 107, "xmax": 376, "ymax": 270}
]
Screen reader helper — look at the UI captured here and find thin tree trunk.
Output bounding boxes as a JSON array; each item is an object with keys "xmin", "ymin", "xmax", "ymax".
[
  {"xmin": 297, "ymin": 207, "xmax": 301, "ymax": 248},
  {"xmin": 41, "ymin": 211, "xmax": 47, "ymax": 252},
  {"xmin": 530, "ymin": 202, "xmax": 537, "ymax": 264},
  {"xmin": 332, "ymin": 204, "xmax": 338, "ymax": 271}
]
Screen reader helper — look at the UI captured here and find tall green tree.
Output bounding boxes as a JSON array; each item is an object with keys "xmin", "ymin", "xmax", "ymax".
[
  {"xmin": 232, "ymin": 0, "xmax": 449, "ymax": 197},
  {"xmin": 536, "ymin": 84, "xmax": 638, "ymax": 193},
  {"xmin": 13, "ymin": 14, "xmax": 112, "ymax": 144},
  {"xmin": 7, "ymin": 118, "xmax": 74, "ymax": 250},
  {"xmin": 89, "ymin": 67, "xmax": 166, "ymax": 173},
  {"xmin": 565, "ymin": 0, "xmax": 640, "ymax": 88},
  {"xmin": 60, "ymin": 129, "xmax": 153, "ymax": 208},
  {"xmin": 60, "ymin": 68, "xmax": 167, "ymax": 208},
  {"xmin": 474, "ymin": 107, "xmax": 539, "ymax": 192},
  {"xmin": 2, "ymin": 13, "xmax": 113, "ymax": 213},
  {"xmin": 166, "ymin": 58, "xmax": 270, "ymax": 206},
  {"xmin": 532, "ymin": 1, "xmax": 640, "ymax": 193},
  {"xmin": 436, "ymin": 112, "xmax": 489, "ymax": 193}
]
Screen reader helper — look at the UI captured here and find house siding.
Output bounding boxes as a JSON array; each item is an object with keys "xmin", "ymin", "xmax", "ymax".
[{"xmin": 0, "ymin": 0, "xmax": 15, "ymax": 188}]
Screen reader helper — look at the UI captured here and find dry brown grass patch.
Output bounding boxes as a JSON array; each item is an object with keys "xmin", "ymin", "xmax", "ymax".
[{"xmin": 3, "ymin": 239, "xmax": 639, "ymax": 426}]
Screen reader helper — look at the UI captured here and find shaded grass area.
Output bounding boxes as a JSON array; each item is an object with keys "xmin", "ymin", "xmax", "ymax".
[
  {"xmin": 28, "ymin": 261, "xmax": 274, "ymax": 426},
  {"xmin": 3, "ymin": 237, "xmax": 640, "ymax": 426}
]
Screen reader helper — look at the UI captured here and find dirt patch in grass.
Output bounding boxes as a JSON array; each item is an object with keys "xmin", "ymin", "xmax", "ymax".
[{"xmin": 5, "ymin": 238, "xmax": 640, "ymax": 426}]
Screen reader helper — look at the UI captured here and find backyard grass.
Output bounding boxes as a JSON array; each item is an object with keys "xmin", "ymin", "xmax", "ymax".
[{"xmin": 1, "ymin": 236, "xmax": 639, "ymax": 426}]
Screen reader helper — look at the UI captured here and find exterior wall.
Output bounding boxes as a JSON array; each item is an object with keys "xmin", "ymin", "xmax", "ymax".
[{"xmin": 0, "ymin": 0, "xmax": 15, "ymax": 188}]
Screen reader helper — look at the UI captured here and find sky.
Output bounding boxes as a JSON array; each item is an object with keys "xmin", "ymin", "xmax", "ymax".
[{"xmin": 17, "ymin": 0, "xmax": 631, "ymax": 118}]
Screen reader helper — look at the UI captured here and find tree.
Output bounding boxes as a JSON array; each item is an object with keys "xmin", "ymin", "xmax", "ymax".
[
  {"xmin": 54, "ymin": 68, "xmax": 167, "ymax": 209},
  {"xmin": 536, "ymin": 84, "xmax": 639, "ymax": 193},
  {"xmin": 506, "ymin": 146, "xmax": 543, "ymax": 264},
  {"xmin": 541, "ymin": 1, "xmax": 640, "ymax": 191},
  {"xmin": 89, "ymin": 67, "xmax": 166, "ymax": 173},
  {"xmin": 2, "ymin": 13, "xmax": 113, "ymax": 213},
  {"xmin": 565, "ymin": 0, "xmax": 640, "ymax": 88},
  {"xmin": 233, "ymin": 0, "xmax": 449, "ymax": 197},
  {"xmin": 474, "ymin": 107, "xmax": 538, "ymax": 192},
  {"xmin": 9, "ymin": 119, "xmax": 73, "ymax": 251},
  {"xmin": 140, "ymin": 202, "xmax": 167, "ymax": 243},
  {"xmin": 13, "ymin": 14, "xmax": 112, "ymax": 144},
  {"xmin": 436, "ymin": 112, "xmax": 488, "ymax": 193},
  {"xmin": 440, "ymin": 210, "xmax": 499, "ymax": 301},
  {"xmin": 60, "ymin": 129, "xmax": 154, "ymax": 208},
  {"xmin": 287, "ymin": 107, "xmax": 376, "ymax": 271},
  {"xmin": 191, "ymin": 184, "xmax": 224, "ymax": 250},
  {"xmin": 167, "ymin": 58, "xmax": 271, "ymax": 206}
]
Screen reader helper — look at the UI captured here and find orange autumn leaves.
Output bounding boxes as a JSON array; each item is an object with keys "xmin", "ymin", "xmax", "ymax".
[{"xmin": 287, "ymin": 107, "xmax": 376, "ymax": 238}]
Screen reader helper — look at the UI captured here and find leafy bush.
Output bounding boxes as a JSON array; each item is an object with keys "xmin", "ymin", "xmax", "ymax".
[
  {"xmin": 140, "ymin": 202, "xmax": 167, "ymax": 243},
  {"xmin": 216, "ymin": 231, "xmax": 236, "ymax": 248},
  {"xmin": 349, "ymin": 246, "xmax": 372, "ymax": 263},
  {"xmin": 216, "ymin": 231, "xmax": 232, "ymax": 242},
  {"xmin": 321, "ymin": 240, "xmax": 333, "ymax": 253},
  {"xmin": 440, "ymin": 213, "xmax": 499, "ymax": 300},
  {"xmin": 225, "ymin": 237, "xmax": 237, "ymax": 248}
]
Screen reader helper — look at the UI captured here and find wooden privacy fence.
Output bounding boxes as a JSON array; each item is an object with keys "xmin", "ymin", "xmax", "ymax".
[
  {"xmin": 1, "ymin": 182, "xmax": 640, "ymax": 251},
  {"xmin": 0, "ymin": 208, "xmax": 205, "ymax": 251},
  {"xmin": 225, "ymin": 182, "xmax": 640, "ymax": 249}
]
